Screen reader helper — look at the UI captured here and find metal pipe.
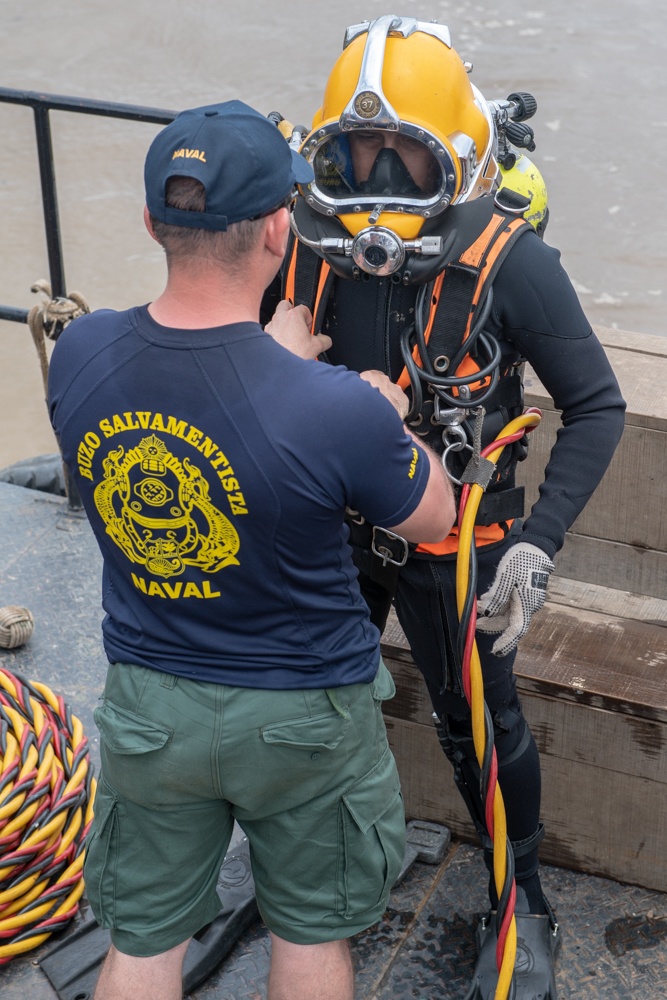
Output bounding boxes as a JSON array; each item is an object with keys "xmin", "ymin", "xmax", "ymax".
[
  {"xmin": 0, "ymin": 307, "xmax": 28, "ymax": 323},
  {"xmin": 33, "ymin": 105, "xmax": 66, "ymax": 306},
  {"xmin": 0, "ymin": 86, "xmax": 177, "ymax": 124}
]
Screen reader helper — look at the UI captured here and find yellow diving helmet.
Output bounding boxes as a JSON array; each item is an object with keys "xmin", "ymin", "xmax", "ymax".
[{"xmin": 292, "ymin": 15, "xmax": 499, "ymax": 276}]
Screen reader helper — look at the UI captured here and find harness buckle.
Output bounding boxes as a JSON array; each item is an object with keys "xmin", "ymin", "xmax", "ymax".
[{"xmin": 371, "ymin": 526, "xmax": 409, "ymax": 568}]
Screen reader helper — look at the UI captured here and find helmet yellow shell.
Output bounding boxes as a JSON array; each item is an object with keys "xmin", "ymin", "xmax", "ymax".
[
  {"xmin": 301, "ymin": 17, "xmax": 497, "ymax": 238},
  {"xmin": 313, "ymin": 31, "xmax": 489, "ymax": 169}
]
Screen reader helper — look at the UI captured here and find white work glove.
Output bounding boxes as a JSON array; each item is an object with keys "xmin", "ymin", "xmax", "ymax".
[{"xmin": 476, "ymin": 542, "xmax": 555, "ymax": 657}]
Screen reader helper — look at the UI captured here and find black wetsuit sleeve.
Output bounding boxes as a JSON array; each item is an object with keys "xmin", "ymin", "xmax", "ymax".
[{"xmin": 493, "ymin": 234, "xmax": 626, "ymax": 559}]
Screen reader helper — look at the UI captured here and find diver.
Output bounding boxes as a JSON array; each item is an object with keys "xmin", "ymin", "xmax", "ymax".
[{"xmin": 262, "ymin": 14, "xmax": 626, "ymax": 999}]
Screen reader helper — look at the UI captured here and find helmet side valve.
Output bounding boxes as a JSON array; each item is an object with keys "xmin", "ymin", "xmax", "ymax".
[{"xmin": 490, "ymin": 92, "xmax": 538, "ymax": 168}]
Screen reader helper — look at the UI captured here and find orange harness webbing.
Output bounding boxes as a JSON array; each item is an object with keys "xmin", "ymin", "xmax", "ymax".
[{"xmin": 397, "ymin": 214, "xmax": 528, "ymax": 393}]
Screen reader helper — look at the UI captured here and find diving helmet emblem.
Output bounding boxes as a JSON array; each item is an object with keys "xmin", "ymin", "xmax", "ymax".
[{"xmin": 94, "ymin": 434, "xmax": 240, "ymax": 577}]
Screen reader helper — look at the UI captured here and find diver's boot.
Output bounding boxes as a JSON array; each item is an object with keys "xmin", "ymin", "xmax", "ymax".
[{"xmin": 464, "ymin": 888, "xmax": 561, "ymax": 1000}]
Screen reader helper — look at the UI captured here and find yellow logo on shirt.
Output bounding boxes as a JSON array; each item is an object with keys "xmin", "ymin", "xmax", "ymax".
[
  {"xmin": 92, "ymin": 431, "xmax": 240, "ymax": 581},
  {"xmin": 408, "ymin": 447, "xmax": 419, "ymax": 480}
]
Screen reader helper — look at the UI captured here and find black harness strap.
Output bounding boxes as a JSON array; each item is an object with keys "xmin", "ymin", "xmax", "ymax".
[
  {"xmin": 426, "ymin": 264, "xmax": 479, "ymax": 369},
  {"xmin": 474, "ymin": 487, "xmax": 525, "ymax": 526}
]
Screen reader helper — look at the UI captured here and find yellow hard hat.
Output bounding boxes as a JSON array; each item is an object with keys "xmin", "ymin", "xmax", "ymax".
[
  {"xmin": 498, "ymin": 154, "xmax": 549, "ymax": 236},
  {"xmin": 299, "ymin": 16, "xmax": 498, "ymax": 239}
]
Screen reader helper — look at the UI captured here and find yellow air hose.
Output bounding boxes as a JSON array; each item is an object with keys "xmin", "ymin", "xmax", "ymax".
[
  {"xmin": 0, "ymin": 667, "xmax": 96, "ymax": 963},
  {"xmin": 454, "ymin": 408, "xmax": 542, "ymax": 1000}
]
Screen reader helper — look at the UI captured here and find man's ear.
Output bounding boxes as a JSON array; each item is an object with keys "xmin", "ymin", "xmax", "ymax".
[
  {"xmin": 263, "ymin": 208, "xmax": 291, "ymax": 261},
  {"xmin": 144, "ymin": 205, "xmax": 159, "ymax": 242}
]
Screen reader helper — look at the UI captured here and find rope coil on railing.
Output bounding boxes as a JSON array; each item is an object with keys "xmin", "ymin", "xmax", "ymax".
[
  {"xmin": 27, "ymin": 279, "xmax": 91, "ymax": 396},
  {"xmin": 0, "ymin": 666, "xmax": 96, "ymax": 963},
  {"xmin": 455, "ymin": 408, "xmax": 542, "ymax": 1000}
]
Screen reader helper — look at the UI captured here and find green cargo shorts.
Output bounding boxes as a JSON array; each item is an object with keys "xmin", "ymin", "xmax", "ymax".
[{"xmin": 84, "ymin": 659, "xmax": 405, "ymax": 956}]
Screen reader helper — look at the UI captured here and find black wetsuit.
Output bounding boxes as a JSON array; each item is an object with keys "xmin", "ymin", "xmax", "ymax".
[{"xmin": 264, "ymin": 225, "xmax": 626, "ymax": 902}]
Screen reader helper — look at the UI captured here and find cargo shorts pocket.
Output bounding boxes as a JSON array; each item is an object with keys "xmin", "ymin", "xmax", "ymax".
[
  {"xmin": 370, "ymin": 659, "xmax": 396, "ymax": 703},
  {"xmin": 338, "ymin": 745, "xmax": 405, "ymax": 919},
  {"xmin": 261, "ymin": 709, "xmax": 349, "ymax": 751},
  {"xmin": 94, "ymin": 700, "xmax": 173, "ymax": 803},
  {"xmin": 83, "ymin": 776, "xmax": 120, "ymax": 928},
  {"xmin": 94, "ymin": 700, "xmax": 172, "ymax": 754}
]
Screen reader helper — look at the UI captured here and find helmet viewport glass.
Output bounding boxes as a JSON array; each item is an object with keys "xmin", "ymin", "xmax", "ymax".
[{"xmin": 312, "ymin": 131, "xmax": 443, "ymax": 205}]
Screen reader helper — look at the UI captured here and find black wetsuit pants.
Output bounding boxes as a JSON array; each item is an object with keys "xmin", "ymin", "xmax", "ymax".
[{"xmin": 356, "ymin": 527, "xmax": 543, "ymax": 892}]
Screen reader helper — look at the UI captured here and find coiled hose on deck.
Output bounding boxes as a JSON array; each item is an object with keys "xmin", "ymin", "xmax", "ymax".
[{"xmin": 0, "ymin": 667, "xmax": 96, "ymax": 963}]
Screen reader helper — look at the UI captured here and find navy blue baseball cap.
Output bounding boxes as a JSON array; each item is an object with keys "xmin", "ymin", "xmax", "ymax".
[{"xmin": 144, "ymin": 100, "xmax": 313, "ymax": 231}]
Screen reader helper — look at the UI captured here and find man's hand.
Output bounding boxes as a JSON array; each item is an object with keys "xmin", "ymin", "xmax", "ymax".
[
  {"xmin": 476, "ymin": 542, "xmax": 555, "ymax": 657},
  {"xmin": 265, "ymin": 300, "xmax": 332, "ymax": 360},
  {"xmin": 360, "ymin": 370, "xmax": 410, "ymax": 420}
]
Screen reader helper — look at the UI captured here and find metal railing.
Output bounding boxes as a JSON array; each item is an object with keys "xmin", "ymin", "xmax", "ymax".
[
  {"xmin": 0, "ymin": 86, "xmax": 177, "ymax": 328},
  {"xmin": 0, "ymin": 87, "xmax": 178, "ymax": 508}
]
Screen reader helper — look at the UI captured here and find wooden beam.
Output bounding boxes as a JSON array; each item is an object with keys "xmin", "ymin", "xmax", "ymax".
[{"xmin": 380, "ymin": 590, "xmax": 667, "ymax": 891}]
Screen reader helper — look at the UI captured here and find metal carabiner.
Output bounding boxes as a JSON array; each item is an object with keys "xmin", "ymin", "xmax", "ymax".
[
  {"xmin": 441, "ymin": 423, "xmax": 468, "ymax": 450},
  {"xmin": 432, "ymin": 399, "xmax": 469, "ymax": 428}
]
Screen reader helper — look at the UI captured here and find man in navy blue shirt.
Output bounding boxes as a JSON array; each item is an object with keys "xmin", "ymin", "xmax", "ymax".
[{"xmin": 48, "ymin": 101, "xmax": 454, "ymax": 1000}]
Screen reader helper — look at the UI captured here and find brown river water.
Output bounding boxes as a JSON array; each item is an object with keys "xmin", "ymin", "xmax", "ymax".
[{"xmin": 0, "ymin": 0, "xmax": 665, "ymax": 467}]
